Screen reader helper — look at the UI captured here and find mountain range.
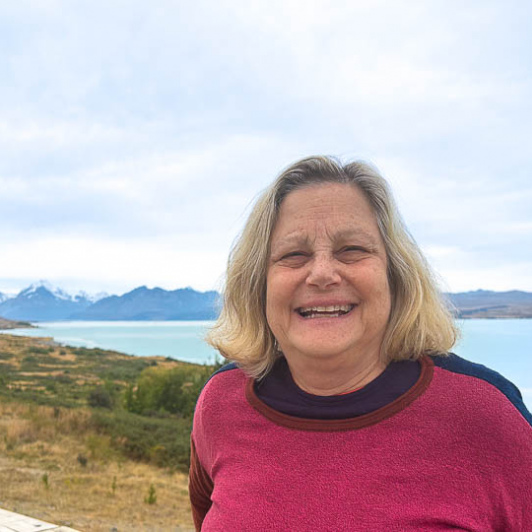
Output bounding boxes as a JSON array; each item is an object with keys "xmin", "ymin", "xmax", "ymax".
[
  {"xmin": 446, "ymin": 290, "xmax": 532, "ymax": 319},
  {"xmin": 0, "ymin": 281, "xmax": 219, "ymax": 321},
  {"xmin": 0, "ymin": 282, "xmax": 531, "ymax": 322}
]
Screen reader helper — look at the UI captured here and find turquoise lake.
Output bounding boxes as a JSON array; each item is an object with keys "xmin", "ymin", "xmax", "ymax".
[{"xmin": 3, "ymin": 319, "xmax": 531, "ymax": 409}]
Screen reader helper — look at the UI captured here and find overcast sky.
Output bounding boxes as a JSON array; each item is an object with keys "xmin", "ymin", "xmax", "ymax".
[{"xmin": 1, "ymin": 0, "xmax": 531, "ymax": 296}]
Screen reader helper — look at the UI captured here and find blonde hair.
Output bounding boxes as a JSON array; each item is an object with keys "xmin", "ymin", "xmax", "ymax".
[{"xmin": 207, "ymin": 156, "xmax": 458, "ymax": 378}]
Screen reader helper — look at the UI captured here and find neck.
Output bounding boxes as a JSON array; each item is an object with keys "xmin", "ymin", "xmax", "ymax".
[{"xmin": 284, "ymin": 351, "xmax": 386, "ymax": 396}]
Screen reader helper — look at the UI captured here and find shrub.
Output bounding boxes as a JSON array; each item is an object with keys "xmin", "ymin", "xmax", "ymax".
[
  {"xmin": 55, "ymin": 374, "xmax": 73, "ymax": 384},
  {"xmin": 88, "ymin": 387, "xmax": 114, "ymax": 409},
  {"xmin": 45, "ymin": 381, "xmax": 57, "ymax": 393},
  {"xmin": 22, "ymin": 355, "xmax": 39, "ymax": 365},
  {"xmin": 85, "ymin": 433, "xmax": 115, "ymax": 461},
  {"xmin": 91, "ymin": 410, "xmax": 192, "ymax": 470},
  {"xmin": 124, "ymin": 364, "xmax": 213, "ymax": 417},
  {"xmin": 27, "ymin": 346, "xmax": 54, "ymax": 355},
  {"xmin": 145, "ymin": 483, "xmax": 157, "ymax": 505},
  {"xmin": 0, "ymin": 373, "xmax": 9, "ymax": 387}
]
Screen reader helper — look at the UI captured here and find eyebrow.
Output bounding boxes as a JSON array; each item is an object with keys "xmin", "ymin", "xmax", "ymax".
[
  {"xmin": 271, "ymin": 228, "xmax": 380, "ymax": 251},
  {"xmin": 332, "ymin": 228, "xmax": 380, "ymax": 245}
]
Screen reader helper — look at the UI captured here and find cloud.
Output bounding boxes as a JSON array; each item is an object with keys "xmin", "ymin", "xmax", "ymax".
[
  {"xmin": 0, "ymin": 234, "xmax": 228, "ymax": 294},
  {"xmin": 0, "ymin": 130, "xmax": 300, "ymax": 237},
  {"xmin": 0, "ymin": 0, "xmax": 531, "ymax": 293}
]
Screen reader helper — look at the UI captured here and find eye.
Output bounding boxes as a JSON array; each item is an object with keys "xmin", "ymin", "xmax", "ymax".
[
  {"xmin": 275, "ymin": 251, "xmax": 309, "ymax": 266},
  {"xmin": 281, "ymin": 251, "xmax": 306, "ymax": 259},
  {"xmin": 339, "ymin": 245, "xmax": 367, "ymax": 254},
  {"xmin": 336, "ymin": 246, "xmax": 369, "ymax": 262}
]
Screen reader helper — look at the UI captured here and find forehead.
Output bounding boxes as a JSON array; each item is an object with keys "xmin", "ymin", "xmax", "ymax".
[{"xmin": 271, "ymin": 183, "xmax": 381, "ymax": 244}]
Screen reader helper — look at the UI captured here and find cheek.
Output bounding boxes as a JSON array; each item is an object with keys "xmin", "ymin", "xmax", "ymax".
[
  {"xmin": 265, "ymin": 272, "xmax": 293, "ymax": 335},
  {"xmin": 358, "ymin": 264, "xmax": 391, "ymax": 310},
  {"xmin": 373, "ymin": 274, "xmax": 392, "ymax": 319},
  {"xmin": 265, "ymin": 276, "xmax": 280, "ymax": 331},
  {"xmin": 265, "ymin": 298, "xmax": 284, "ymax": 343}
]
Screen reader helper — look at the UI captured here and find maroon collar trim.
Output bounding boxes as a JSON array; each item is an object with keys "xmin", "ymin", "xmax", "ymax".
[{"xmin": 245, "ymin": 356, "xmax": 434, "ymax": 432}]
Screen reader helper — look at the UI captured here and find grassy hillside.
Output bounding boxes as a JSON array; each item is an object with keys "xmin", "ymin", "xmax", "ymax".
[
  {"xmin": 0, "ymin": 332, "xmax": 217, "ymax": 531},
  {"xmin": 0, "ymin": 317, "xmax": 34, "ymax": 329}
]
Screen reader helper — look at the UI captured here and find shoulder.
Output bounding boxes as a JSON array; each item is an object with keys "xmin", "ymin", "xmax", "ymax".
[
  {"xmin": 192, "ymin": 362, "xmax": 252, "ymax": 468},
  {"xmin": 197, "ymin": 361, "xmax": 246, "ymax": 399},
  {"xmin": 193, "ymin": 362, "xmax": 248, "ymax": 429},
  {"xmin": 428, "ymin": 353, "xmax": 532, "ymax": 525},
  {"xmin": 207, "ymin": 361, "xmax": 241, "ymax": 379},
  {"xmin": 200, "ymin": 361, "xmax": 246, "ymax": 396},
  {"xmin": 429, "ymin": 352, "xmax": 532, "ymax": 429}
]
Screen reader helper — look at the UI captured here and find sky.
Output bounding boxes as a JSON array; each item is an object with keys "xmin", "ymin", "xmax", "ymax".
[{"xmin": 1, "ymin": 0, "xmax": 531, "ymax": 296}]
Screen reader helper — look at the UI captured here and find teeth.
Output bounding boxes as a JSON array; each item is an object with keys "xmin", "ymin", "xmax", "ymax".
[
  {"xmin": 306, "ymin": 312, "xmax": 342, "ymax": 319},
  {"xmin": 298, "ymin": 304, "xmax": 354, "ymax": 318},
  {"xmin": 300, "ymin": 305, "xmax": 352, "ymax": 313}
]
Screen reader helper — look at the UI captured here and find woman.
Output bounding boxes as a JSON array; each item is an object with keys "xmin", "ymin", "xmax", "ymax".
[{"xmin": 189, "ymin": 156, "xmax": 532, "ymax": 531}]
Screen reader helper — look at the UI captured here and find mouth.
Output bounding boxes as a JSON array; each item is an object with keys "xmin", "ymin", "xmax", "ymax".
[{"xmin": 296, "ymin": 304, "xmax": 356, "ymax": 319}]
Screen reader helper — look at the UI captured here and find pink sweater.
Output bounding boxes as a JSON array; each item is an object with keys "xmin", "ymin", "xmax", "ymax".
[{"xmin": 190, "ymin": 356, "xmax": 532, "ymax": 531}]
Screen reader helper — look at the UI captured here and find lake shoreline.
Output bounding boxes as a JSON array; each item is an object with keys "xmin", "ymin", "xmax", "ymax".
[
  {"xmin": 1, "ymin": 317, "xmax": 530, "ymax": 410},
  {"xmin": 0, "ymin": 319, "xmax": 220, "ymax": 365}
]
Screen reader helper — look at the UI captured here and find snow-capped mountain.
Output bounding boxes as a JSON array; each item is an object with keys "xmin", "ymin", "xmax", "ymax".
[
  {"xmin": 0, "ymin": 292, "xmax": 11, "ymax": 304},
  {"xmin": 75, "ymin": 290, "xmax": 109, "ymax": 304},
  {"xmin": 0, "ymin": 281, "xmax": 104, "ymax": 321},
  {"xmin": 19, "ymin": 280, "xmax": 72, "ymax": 301}
]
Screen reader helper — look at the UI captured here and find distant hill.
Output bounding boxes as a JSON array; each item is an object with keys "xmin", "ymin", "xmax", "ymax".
[
  {"xmin": 0, "ymin": 317, "xmax": 34, "ymax": 329},
  {"xmin": 71, "ymin": 286, "xmax": 219, "ymax": 320},
  {"xmin": 445, "ymin": 290, "xmax": 532, "ymax": 318}
]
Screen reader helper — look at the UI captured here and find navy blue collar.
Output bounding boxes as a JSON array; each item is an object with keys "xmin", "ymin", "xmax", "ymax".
[{"xmin": 255, "ymin": 356, "xmax": 421, "ymax": 420}]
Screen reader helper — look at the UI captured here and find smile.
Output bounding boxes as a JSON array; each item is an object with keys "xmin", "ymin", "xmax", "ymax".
[{"xmin": 297, "ymin": 304, "xmax": 355, "ymax": 319}]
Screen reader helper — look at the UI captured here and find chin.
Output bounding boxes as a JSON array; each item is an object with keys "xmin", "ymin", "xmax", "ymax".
[{"xmin": 282, "ymin": 336, "xmax": 362, "ymax": 361}]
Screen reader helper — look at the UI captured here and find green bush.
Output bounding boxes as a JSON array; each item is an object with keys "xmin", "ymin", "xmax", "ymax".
[
  {"xmin": 124, "ymin": 364, "xmax": 213, "ymax": 417},
  {"xmin": 0, "ymin": 373, "xmax": 9, "ymax": 387},
  {"xmin": 145, "ymin": 483, "xmax": 157, "ymax": 505},
  {"xmin": 45, "ymin": 381, "xmax": 58, "ymax": 393},
  {"xmin": 27, "ymin": 346, "xmax": 54, "ymax": 355},
  {"xmin": 55, "ymin": 374, "xmax": 73, "ymax": 384},
  {"xmin": 21, "ymin": 355, "xmax": 39, "ymax": 365},
  {"xmin": 88, "ymin": 387, "xmax": 114, "ymax": 409},
  {"xmin": 91, "ymin": 409, "xmax": 192, "ymax": 470}
]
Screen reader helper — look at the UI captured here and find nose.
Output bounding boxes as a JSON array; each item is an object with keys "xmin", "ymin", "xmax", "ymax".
[{"xmin": 305, "ymin": 253, "xmax": 342, "ymax": 289}]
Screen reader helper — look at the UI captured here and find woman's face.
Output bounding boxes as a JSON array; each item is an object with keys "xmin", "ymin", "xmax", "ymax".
[{"xmin": 266, "ymin": 183, "xmax": 391, "ymax": 366}]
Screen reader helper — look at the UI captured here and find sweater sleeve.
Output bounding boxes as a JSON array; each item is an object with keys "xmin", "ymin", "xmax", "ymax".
[{"xmin": 189, "ymin": 436, "xmax": 213, "ymax": 531}]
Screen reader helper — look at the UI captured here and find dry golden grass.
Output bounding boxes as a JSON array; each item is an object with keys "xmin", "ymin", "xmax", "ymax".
[
  {"xmin": 0, "ymin": 402, "xmax": 92, "ymax": 442},
  {"xmin": 0, "ymin": 398, "xmax": 195, "ymax": 531},
  {"xmin": 0, "ymin": 333, "xmax": 200, "ymax": 530}
]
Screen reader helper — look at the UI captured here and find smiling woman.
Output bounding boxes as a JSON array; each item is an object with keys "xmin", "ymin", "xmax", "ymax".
[
  {"xmin": 265, "ymin": 183, "xmax": 391, "ymax": 395},
  {"xmin": 190, "ymin": 156, "xmax": 532, "ymax": 531}
]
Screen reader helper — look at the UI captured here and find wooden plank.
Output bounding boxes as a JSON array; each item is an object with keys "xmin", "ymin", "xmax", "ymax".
[{"xmin": 0, "ymin": 509, "xmax": 79, "ymax": 532}]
